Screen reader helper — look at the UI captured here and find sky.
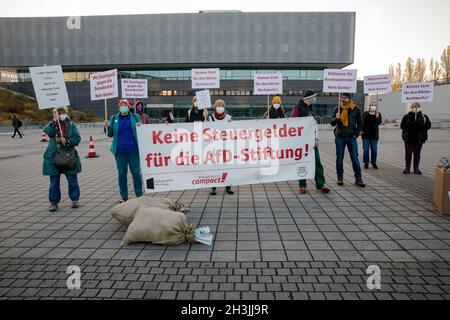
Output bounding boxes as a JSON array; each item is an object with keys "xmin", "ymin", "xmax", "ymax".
[{"xmin": 1, "ymin": 0, "xmax": 449, "ymax": 78}]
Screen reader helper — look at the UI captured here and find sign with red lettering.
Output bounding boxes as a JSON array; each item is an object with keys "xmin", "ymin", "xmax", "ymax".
[
  {"xmin": 364, "ymin": 74, "xmax": 392, "ymax": 94},
  {"xmin": 253, "ymin": 73, "xmax": 283, "ymax": 95},
  {"xmin": 90, "ymin": 69, "xmax": 118, "ymax": 101},
  {"xmin": 401, "ymin": 82, "xmax": 434, "ymax": 103},
  {"xmin": 121, "ymin": 79, "xmax": 148, "ymax": 99},
  {"xmin": 137, "ymin": 118, "xmax": 316, "ymax": 192},
  {"xmin": 191, "ymin": 68, "xmax": 220, "ymax": 89},
  {"xmin": 323, "ymin": 69, "xmax": 357, "ymax": 93}
]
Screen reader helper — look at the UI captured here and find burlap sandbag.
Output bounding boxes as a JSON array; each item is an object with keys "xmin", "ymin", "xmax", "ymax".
[
  {"xmin": 121, "ymin": 206, "xmax": 196, "ymax": 246},
  {"xmin": 111, "ymin": 196, "xmax": 189, "ymax": 226}
]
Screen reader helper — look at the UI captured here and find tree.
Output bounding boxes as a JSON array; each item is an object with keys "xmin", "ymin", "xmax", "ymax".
[
  {"xmin": 439, "ymin": 47, "xmax": 450, "ymax": 83},
  {"xmin": 389, "ymin": 63, "xmax": 402, "ymax": 91},
  {"xmin": 403, "ymin": 57, "xmax": 415, "ymax": 83},
  {"xmin": 428, "ymin": 58, "xmax": 441, "ymax": 81},
  {"xmin": 413, "ymin": 58, "xmax": 426, "ymax": 82}
]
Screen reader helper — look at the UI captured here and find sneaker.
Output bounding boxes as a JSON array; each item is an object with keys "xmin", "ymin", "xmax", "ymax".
[
  {"xmin": 372, "ymin": 164, "xmax": 378, "ymax": 169},
  {"xmin": 210, "ymin": 190, "xmax": 217, "ymax": 196},
  {"xmin": 414, "ymin": 169, "xmax": 422, "ymax": 175},
  {"xmin": 403, "ymin": 168, "xmax": 410, "ymax": 174},
  {"xmin": 299, "ymin": 187, "xmax": 307, "ymax": 194},
  {"xmin": 118, "ymin": 198, "xmax": 128, "ymax": 203},
  {"xmin": 337, "ymin": 180, "xmax": 344, "ymax": 186},
  {"xmin": 364, "ymin": 163, "xmax": 369, "ymax": 169},
  {"xmin": 355, "ymin": 180, "xmax": 366, "ymax": 188},
  {"xmin": 48, "ymin": 204, "xmax": 58, "ymax": 212},
  {"xmin": 226, "ymin": 189, "xmax": 234, "ymax": 195},
  {"xmin": 71, "ymin": 201, "xmax": 79, "ymax": 209},
  {"xmin": 317, "ymin": 185, "xmax": 331, "ymax": 193}
]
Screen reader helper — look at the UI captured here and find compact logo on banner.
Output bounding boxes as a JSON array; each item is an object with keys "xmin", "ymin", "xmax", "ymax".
[{"xmin": 192, "ymin": 173, "xmax": 228, "ymax": 186}]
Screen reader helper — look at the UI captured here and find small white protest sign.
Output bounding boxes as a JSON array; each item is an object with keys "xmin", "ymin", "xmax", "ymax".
[
  {"xmin": 401, "ymin": 82, "xmax": 434, "ymax": 103},
  {"xmin": 364, "ymin": 74, "xmax": 392, "ymax": 94},
  {"xmin": 121, "ymin": 79, "xmax": 148, "ymax": 98},
  {"xmin": 29, "ymin": 65, "xmax": 70, "ymax": 110},
  {"xmin": 323, "ymin": 69, "xmax": 357, "ymax": 93},
  {"xmin": 253, "ymin": 73, "xmax": 283, "ymax": 95},
  {"xmin": 90, "ymin": 69, "xmax": 118, "ymax": 101},
  {"xmin": 191, "ymin": 68, "xmax": 220, "ymax": 89},
  {"xmin": 195, "ymin": 89, "xmax": 211, "ymax": 110}
]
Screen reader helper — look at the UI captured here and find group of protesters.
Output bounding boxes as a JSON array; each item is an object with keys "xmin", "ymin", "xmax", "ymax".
[{"xmin": 41, "ymin": 91, "xmax": 431, "ymax": 212}]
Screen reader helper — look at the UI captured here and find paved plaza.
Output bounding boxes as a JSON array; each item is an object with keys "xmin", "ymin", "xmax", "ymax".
[{"xmin": 0, "ymin": 126, "xmax": 449, "ymax": 300}]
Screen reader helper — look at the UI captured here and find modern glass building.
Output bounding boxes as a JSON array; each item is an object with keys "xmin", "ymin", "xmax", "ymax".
[{"xmin": 0, "ymin": 11, "xmax": 363, "ymax": 121}]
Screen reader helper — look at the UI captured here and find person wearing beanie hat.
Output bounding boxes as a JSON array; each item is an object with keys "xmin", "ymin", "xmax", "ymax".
[
  {"xmin": 330, "ymin": 92, "xmax": 365, "ymax": 187},
  {"xmin": 185, "ymin": 95, "xmax": 208, "ymax": 122},
  {"xmin": 104, "ymin": 98, "xmax": 143, "ymax": 202},
  {"xmin": 135, "ymin": 101, "xmax": 150, "ymax": 124},
  {"xmin": 208, "ymin": 99, "xmax": 233, "ymax": 195},
  {"xmin": 291, "ymin": 89, "xmax": 330, "ymax": 194},
  {"xmin": 264, "ymin": 95, "xmax": 286, "ymax": 119},
  {"xmin": 43, "ymin": 106, "xmax": 82, "ymax": 211}
]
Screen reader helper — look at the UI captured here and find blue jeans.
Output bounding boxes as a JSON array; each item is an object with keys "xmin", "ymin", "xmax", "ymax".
[
  {"xmin": 115, "ymin": 151, "xmax": 143, "ymax": 199},
  {"xmin": 335, "ymin": 137, "xmax": 362, "ymax": 181},
  {"xmin": 49, "ymin": 174, "xmax": 80, "ymax": 204},
  {"xmin": 363, "ymin": 139, "xmax": 378, "ymax": 165}
]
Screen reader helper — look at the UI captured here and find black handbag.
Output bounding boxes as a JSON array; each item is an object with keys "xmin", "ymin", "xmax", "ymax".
[{"xmin": 53, "ymin": 145, "xmax": 77, "ymax": 170}]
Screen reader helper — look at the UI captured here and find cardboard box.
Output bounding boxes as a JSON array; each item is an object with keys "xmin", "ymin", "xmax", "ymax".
[{"xmin": 434, "ymin": 165, "xmax": 450, "ymax": 215}]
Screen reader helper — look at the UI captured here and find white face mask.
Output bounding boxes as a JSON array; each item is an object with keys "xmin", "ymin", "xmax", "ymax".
[
  {"xmin": 412, "ymin": 107, "xmax": 419, "ymax": 113},
  {"xmin": 370, "ymin": 106, "xmax": 377, "ymax": 112},
  {"xmin": 216, "ymin": 106, "xmax": 225, "ymax": 114},
  {"xmin": 273, "ymin": 103, "xmax": 280, "ymax": 109},
  {"xmin": 58, "ymin": 114, "xmax": 68, "ymax": 121}
]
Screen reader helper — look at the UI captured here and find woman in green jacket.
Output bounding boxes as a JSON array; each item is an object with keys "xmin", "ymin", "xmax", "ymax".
[
  {"xmin": 105, "ymin": 99, "xmax": 143, "ymax": 202},
  {"xmin": 43, "ymin": 106, "xmax": 81, "ymax": 212}
]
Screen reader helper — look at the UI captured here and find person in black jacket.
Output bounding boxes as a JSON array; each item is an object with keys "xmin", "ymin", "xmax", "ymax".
[
  {"xmin": 185, "ymin": 96, "xmax": 208, "ymax": 122},
  {"xmin": 264, "ymin": 96, "xmax": 286, "ymax": 119},
  {"xmin": 400, "ymin": 102, "xmax": 431, "ymax": 174},
  {"xmin": 11, "ymin": 114, "xmax": 23, "ymax": 138},
  {"xmin": 362, "ymin": 102, "xmax": 382, "ymax": 169},
  {"xmin": 330, "ymin": 93, "xmax": 365, "ymax": 187}
]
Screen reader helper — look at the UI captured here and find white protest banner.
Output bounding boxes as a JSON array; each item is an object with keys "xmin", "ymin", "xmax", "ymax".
[
  {"xmin": 323, "ymin": 69, "xmax": 357, "ymax": 93},
  {"xmin": 364, "ymin": 74, "xmax": 392, "ymax": 94},
  {"xmin": 90, "ymin": 69, "xmax": 118, "ymax": 101},
  {"xmin": 253, "ymin": 73, "xmax": 283, "ymax": 95},
  {"xmin": 121, "ymin": 79, "xmax": 148, "ymax": 99},
  {"xmin": 195, "ymin": 89, "xmax": 211, "ymax": 110},
  {"xmin": 137, "ymin": 118, "xmax": 316, "ymax": 193},
  {"xmin": 191, "ymin": 68, "xmax": 220, "ymax": 89},
  {"xmin": 401, "ymin": 82, "xmax": 434, "ymax": 103},
  {"xmin": 29, "ymin": 65, "xmax": 70, "ymax": 110}
]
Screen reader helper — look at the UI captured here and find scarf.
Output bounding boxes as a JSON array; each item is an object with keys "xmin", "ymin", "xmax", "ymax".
[
  {"xmin": 56, "ymin": 119, "xmax": 68, "ymax": 139},
  {"xmin": 339, "ymin": 101, "xmax": 356, "ymax": 127},
  {"xmin": 213, "ymin": 112, "xmax": 225, "ymax": 120}
]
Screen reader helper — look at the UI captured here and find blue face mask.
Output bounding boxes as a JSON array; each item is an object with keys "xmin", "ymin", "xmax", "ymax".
[
  {"xmin": 311, "ymin": 97, "xmax": 317, "ymax": 105},
  {"xmin": 119, "ymin": 106, "xmax": 129, "ymax": 114}
]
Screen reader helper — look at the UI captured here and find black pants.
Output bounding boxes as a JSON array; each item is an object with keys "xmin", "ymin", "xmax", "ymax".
[
  {"xmin": 404, "ymin": 142, "xmax": 423, "ymax": 170},
  {"xmin": 12, "ymin": 128, "xmax": 22, "ymax": 138},
  {"xmin": 212, "ymin": 186, "xmax": 232, "ymax": 192}
]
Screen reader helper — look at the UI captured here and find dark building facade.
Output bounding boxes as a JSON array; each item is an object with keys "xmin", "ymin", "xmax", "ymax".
[{"xmin": 0, "ymin": 11, "xmax": 363, "ymax": 121}]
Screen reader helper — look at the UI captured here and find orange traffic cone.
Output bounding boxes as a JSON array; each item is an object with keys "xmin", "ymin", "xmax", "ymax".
[
  {"xmin": 85, "ymin": 135, "xmax": 99, "ymax": 158},
  {"xmin": 41, "ymin": 132, "xmax": 48, "ymax": 142}
]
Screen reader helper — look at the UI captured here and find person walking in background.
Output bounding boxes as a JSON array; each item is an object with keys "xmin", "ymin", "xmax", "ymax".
[
  {"xmin": 185, "ymin": 96, "xmax": 208, "ymax": 122},
  {"xmin": 330, "ymin": 93, "xmax": 366, "ymax": 188},
  {"xmin": 11, "ymin": 114, "xmax": 23, "ymax": 138},
  {"xmin": 264, "ymin": 96, "xmax": 286, "ymax": 119},
  {"xmin": 362, "ymin": 102, "xmax": 382, "ymax": 169},
  {"xmin": 291, "ymin": 89, "xmax": 330, "ymax": 194},
  {"xmin": 43, "ymin": 107, "xmax": 81, "ymax": 212},
  {"xmin": 401, "ymin": 102, "xmax": 431, "ymax": 174},
  {"xmin": 165, "ymin": 111, "xmax": 175, "ymax": 124},
  {"xmin": 104, "ymin": 99, "xmax": 143, "ymax": 202},
  {"xmin": 135, "ymin": 101, "xmax": 150, "ymax": 124},
  {"xmin": 208, "ymin": 99, "xmax": 234, "ymax": 196}
]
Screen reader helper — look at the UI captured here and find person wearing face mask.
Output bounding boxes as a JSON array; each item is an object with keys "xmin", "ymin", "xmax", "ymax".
[
  {"xmin": 135, "ymin": 101, "xmax": 150, "ymax": 124},
  {"xmin": 291, "ymin": 89, "xmax": 330, "ymax": 194},
  {"xmin": 400, "ymin": 102, "xmax": 431, "ymax": 174},
  {"xmin": 185, "ymin": 96, "xmax": 208, "ymax": 122},
  {"xmin": 265, "ymin": 96, "xmax": 286, "ymax": 119},
  {"xmin": 361, "ymin": 102, "xmax": 382, "ymax": 170},
  {"xmin": 208, "ymin": 99, "xmax": 234, "ymax": 195},
  {"xmin": 43, "ymin": 106, "xmax": 82, "ymax": 212},
  {"xmin": 104, "ymin": 99, "xmax": 143, "ymax": 202},
  {"xmin": 330, "ymin": 93, "xmax": 365, "ymax": 188}
]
